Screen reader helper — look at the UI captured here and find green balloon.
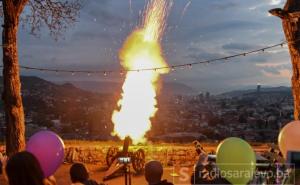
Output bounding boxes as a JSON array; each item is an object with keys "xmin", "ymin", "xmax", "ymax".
[{"xmin": 216, "ymin": 137, "xmax": 256, "ymax": 185}]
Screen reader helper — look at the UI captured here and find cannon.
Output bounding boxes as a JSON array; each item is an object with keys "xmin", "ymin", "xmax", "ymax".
[{"xmin": 103, "ymin": 136, "xmax": 145, "ymax": 181}]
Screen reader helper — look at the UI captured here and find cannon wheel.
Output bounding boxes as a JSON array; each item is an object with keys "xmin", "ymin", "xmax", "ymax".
[
  {"xmin": 132, "ymin": 149, "xmax": 145, "ymax": 173},
  {"xmin": 106, "ymin": 147, "xmax": 119, "ymax": 167}
]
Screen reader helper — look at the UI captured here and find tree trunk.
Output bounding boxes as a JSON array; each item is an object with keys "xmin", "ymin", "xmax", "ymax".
[
  {"xmin": 2, "ymin": 1, "xmax": 25, "ymax": 156},
  {"xmin": 270, "ymin": 0, "xmax": 300, "ymax": 120}
]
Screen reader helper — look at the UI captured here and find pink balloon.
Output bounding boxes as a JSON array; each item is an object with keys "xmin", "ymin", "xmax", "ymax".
[
  {"xmin": 26, "ymin": 131, "xmax": 65, "ymax": 177},
  {"xmin": 278, "ymin": 121, "xmax": 300, "ymax": 158}
]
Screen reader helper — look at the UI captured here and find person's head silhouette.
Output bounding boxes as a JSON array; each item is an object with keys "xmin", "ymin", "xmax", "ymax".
[
  {"xmin": 6, "ymin": 151, "xmax": 44, "ymax": 185},
  {"xmin": 145, "ymin": 161, "xmax": 163, "ymax": 185}
]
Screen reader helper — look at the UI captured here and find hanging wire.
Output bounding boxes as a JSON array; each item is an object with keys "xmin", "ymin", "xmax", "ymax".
[{"xmin": 0, "ymin": 40, "xmax": 290, "ymax": 75}]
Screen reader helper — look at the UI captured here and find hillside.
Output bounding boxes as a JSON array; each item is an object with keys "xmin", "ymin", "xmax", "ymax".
[
  {"xmin": 0, "ymin": 76, "xmax": 116, "ymax": 140},
  {"xmin": 0, "ymin": 76, "xmax": 293, "ymax": 142},
  {"xmin": 218, "ymin": 86, "xmax": 292, "ymax": 98},
  {"xmin": 67, "ymin": 80, "xmax": 197, "ymax": 95},
  {"xmin": 0, "ymin": 76, "xmax": 94, "ymax": 96}
]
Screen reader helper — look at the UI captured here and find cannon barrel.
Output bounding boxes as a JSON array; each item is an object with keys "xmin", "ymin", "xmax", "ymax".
[
  {"xmin": 104, "ymin": 136, "xmax": 145, "ymax": 180},
  {"xmin": 122, "ymin": 136, "xmax": 131, "ymax": 155}
]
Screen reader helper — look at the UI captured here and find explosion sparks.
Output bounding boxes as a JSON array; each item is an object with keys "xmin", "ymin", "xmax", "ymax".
[{"xmin": 112, "ymin": 0, "xmax": 173, "ymax": 143}]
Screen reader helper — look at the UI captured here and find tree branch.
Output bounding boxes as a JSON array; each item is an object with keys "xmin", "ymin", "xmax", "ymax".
[
  {"xmin": 20, "ymin": 0, "xmax": 82, "ymax": 39},
  {"xmin": 0, "ymin": 0, "xmax": 83, "ymax": 39},
  {"xmin": 269, "ymin": 8, "xmax": 300, "ymax": 21},
  {"xmin": 284, "ymin": 0, "xmax": 300, "ymax": 12},
  {"xmin": 269, "ymin": 8, "xmax": 288, "ymax": 19},
  {"xmin": 15, "ymin": 0, "xmax": 29, "ymax": 15}
]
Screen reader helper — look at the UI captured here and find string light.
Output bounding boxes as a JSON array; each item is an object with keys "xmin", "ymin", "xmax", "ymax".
[{"xmin": 0, "ymin": 40, "xmax": 292, "ymax": 75}]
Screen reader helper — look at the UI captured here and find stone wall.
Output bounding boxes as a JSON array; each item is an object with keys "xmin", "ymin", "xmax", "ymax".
[{"xmin": 64, "ymin": 145, "xmax": 199, "ymax": 167}]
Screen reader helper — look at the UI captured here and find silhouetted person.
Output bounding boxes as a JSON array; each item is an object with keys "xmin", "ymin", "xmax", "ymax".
[
  {"xmin": 191, "ymin": 152, "xmax": 230, "ymax": 184},
  {"xmin": 70, "ymin": 163, "xmax": 98, "ymax": 185},
  {"xmin": 145, "ymin": 160, "xmax": 173, "ymax": 185},
  {"xmin": 5, "ymin": 151, "xmax": 56, "ymax": 185}
]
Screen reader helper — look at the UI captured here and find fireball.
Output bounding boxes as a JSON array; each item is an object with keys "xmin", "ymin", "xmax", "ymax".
[{"xmin": 112, "ymin": 0, "xmax": 172, "ymax": 143}]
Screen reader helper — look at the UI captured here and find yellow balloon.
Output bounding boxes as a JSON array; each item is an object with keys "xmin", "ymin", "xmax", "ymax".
[
  {"xmin": 216, "ymin": 137, "xmax": 256, "ymax": 185},
  {"xmin": 278, "ymin": 121, "xmax": 300, "ymax": 158}
]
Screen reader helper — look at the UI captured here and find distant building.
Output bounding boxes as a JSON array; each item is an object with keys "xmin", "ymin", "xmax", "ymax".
[
  {"xmin": 257, "ymin": 84, "xmax": 261, "ymax": 94},
  {"xmin": 206, "ymin": 92, "xmax": 210, "ymax": 99}
]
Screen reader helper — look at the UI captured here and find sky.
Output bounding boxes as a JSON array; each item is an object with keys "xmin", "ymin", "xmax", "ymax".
[{"xmin": 17, "ymin": 0, "xmax": 291, "ymax": 93}]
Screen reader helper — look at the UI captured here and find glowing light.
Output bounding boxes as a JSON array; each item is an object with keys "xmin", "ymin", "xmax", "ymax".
[{"xmin": 112, "ymin": 0, "xmax": 172, "ymax": 143}]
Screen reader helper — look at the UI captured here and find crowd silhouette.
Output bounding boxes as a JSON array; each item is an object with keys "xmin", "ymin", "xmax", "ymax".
[
  {"xmin": 0, "ymin": 150, "xmax": 176, "ymax": 185},
  {"xmin": 1, "ymin": 151, "xmax": 100, "ymax": 185}
]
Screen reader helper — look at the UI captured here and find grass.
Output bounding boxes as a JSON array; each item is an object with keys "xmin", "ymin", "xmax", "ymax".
[
  {"xmin": 63, "ymin": 140, "xmax": 221, "ymax": 147},
  {"xmin": 0, "ymin": 140, "xmax": 272, "ymax": 151}
]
